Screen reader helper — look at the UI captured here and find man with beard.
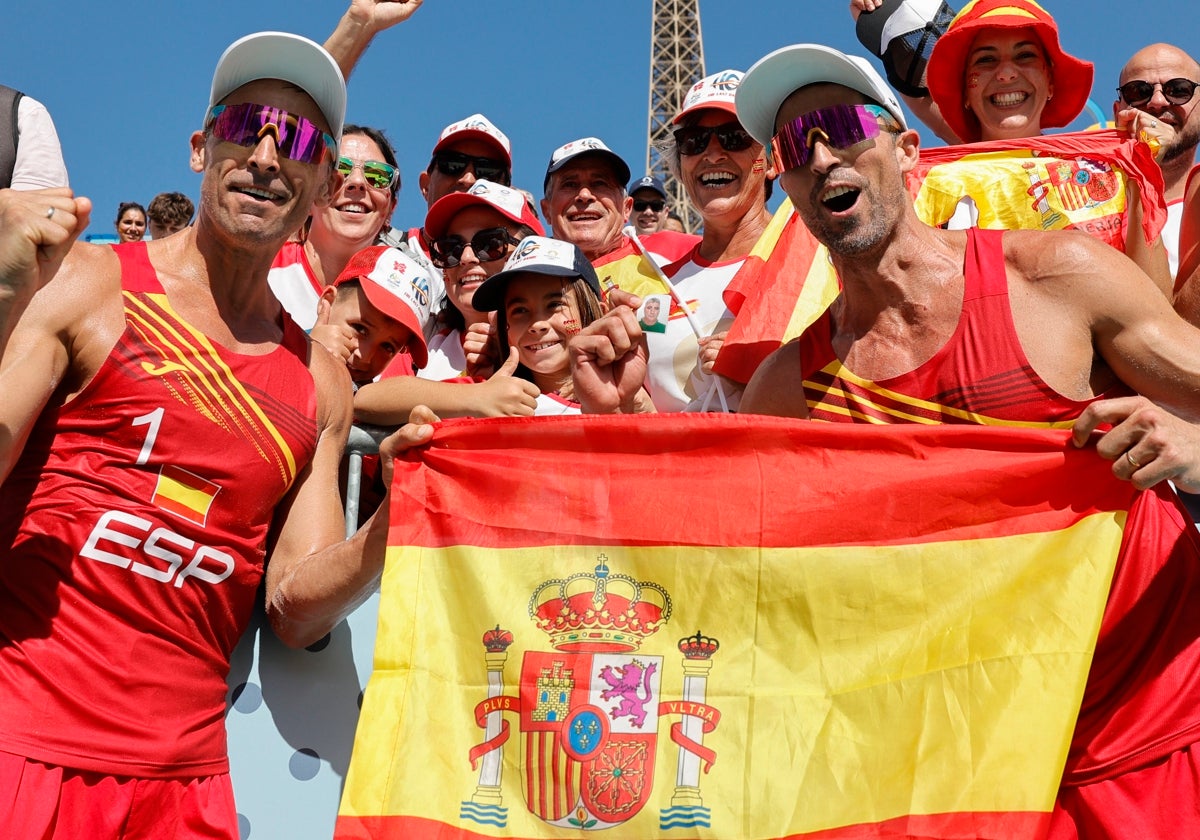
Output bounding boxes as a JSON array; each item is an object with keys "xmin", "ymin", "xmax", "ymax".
[
  {"xmin": 727, "ymin": 42, "xmax": 1200, "ymax": 837},
  {"xmin": 1114, "ymin": 43, "xmax": 1200, "ymax": 278},
  {"xmin": 0, "ymin": 23, "xmax": 431, "ymax": 836}
]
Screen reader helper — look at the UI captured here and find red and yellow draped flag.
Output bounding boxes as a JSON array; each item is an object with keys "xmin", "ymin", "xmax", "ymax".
[
  {"xmin": 337, "ymin": 414, "xmax": 1137, "ymax": 840},
  {"xmin": 714, "ymin": 130, "xmax": 1167, "ymax": 385}
]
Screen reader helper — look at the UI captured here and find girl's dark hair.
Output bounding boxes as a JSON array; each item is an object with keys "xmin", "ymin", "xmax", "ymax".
[
  {"xmin": 343, "ymin": 124, "xmax": 401, "ymax": 198},
  {"xmin": 115, "ymin": 201, "xmax": 145, "ymax": 225}
]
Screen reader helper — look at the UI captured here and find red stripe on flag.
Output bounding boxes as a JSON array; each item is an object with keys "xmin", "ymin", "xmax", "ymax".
[
  {"xmin": 334, "ymin": 811, "xmax": 1051, "ymax": 839},
  {"xmin": 391, "ymin": 415, "xmax": 1134, "ymax": 551}
]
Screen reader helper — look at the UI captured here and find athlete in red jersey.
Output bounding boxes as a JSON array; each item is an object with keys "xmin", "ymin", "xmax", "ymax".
[
  {"xmin": 0, "ymin": 4, "xmax": 429, "ymax": 837},
  {"xmin": 730, "ymin": 45, "xmax": 1200, "ymax": 837},
  {"xmin": 565, "ymin": 43, "xmax": 1200, "ymax": 835}
]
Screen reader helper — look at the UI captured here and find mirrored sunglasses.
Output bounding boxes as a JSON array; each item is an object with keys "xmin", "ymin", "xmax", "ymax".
[
  {"xmin": 770, "ymin": 104, "xmax": 900, "ymax": 172},
  {"xmin": 1117, "ymin": 78, "xmax": 1200, "ymax": 108},
  {"xmin": 432, "ymin": 151, "xmax": 509, "ymax": 184},
  {"xmin": 430, "ymin": 227, "xmax": 519, "ymax": 269},
  {"xmin": 633, "ymin": 199, "xmax": 666, "ymax": 213},
  {"xmin": 336, "ymin": 156, "xmax": 398, "ymax": 190},
  {"xmin": 206, "ymin": 102, "xmax": 335, "ymax": 165},
  {"xmin": 673, "ymin": 122, "xmax": 755, "ymax": 156}
]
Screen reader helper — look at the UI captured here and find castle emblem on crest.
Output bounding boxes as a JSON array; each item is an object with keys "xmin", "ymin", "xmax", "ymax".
[{"xmin": 460, "ymin": 556, "xmax": 722, "ymax": 832}]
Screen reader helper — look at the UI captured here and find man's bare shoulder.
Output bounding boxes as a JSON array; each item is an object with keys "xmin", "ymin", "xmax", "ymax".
[
  {"xmin": 24, "ymin": 240, "xmax": 124, "ymax": 339},
  {"xmin": 304, "ymin": 335, "xmax": 355, "ymax": 439},
  {"xmin": 741, "ymin": 339, "xmax": 809, "ymax": 419},
  {"xmin": 1001, "ymin": 228, "xmax": 1123, "ymax": 286}
]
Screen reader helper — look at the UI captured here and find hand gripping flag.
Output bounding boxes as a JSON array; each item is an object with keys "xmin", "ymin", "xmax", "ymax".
[
  {"xmin": 715, "ymin": 130, "xmax": 1167, "ymax": 385},
  {"xmin": 334, "ymin": 414, "xmax": 1173, "ymax": 839}
]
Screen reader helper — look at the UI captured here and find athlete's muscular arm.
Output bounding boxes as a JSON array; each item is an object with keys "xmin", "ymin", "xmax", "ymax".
[
  {"xmin": 1007, "ymin": 229, "xmax": 1200, "ymax": 487},
  {"xmin": 740, "ymin": 340, "xmax": 812, "ymax": 419},
  {"xmin": 264, "ymin": 347, "xmax": 433, "ymax": 648},
  {"xmin": 0, "ymin": 188, "xmax": 90, "ymax": 357},
  {"xmin": 0, "ymin": 201, "xmax": 118, "ymax": 484}
]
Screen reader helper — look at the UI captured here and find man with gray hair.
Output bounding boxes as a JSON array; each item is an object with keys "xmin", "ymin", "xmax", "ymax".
[{"xmin": 0, "ymin": 8, "xmax": 428, "ymax": 834}]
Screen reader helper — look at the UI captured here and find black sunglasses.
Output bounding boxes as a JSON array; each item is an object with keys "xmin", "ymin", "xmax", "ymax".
[
  {"xmin": 430, "ymin": 227, "xmax": 519, "ymax": 269},
  {"xmin": 1117, "ymin": 78, "xmax": 1200, "ymax": 108},
  {"xmin": 674, "ymin": 122, "xmax": 755, "ymax": 156},
  {"xmin": 633, "ymin": 199, "xmax": 665, "ymax": 213},
  {"xmin": 430, "ymin": 150, "xmax": 509, "ymax": 184}
]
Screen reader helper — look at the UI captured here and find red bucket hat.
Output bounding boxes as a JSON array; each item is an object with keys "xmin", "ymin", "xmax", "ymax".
[{"xmin": 926, "ymin": 0, "xmax": 1093, "ymax": 143}]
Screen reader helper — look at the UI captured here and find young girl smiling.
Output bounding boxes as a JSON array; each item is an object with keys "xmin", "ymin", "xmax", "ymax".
[{"xmin": 471, "ymin": 237, "xmax": 606, "ymax": 415}]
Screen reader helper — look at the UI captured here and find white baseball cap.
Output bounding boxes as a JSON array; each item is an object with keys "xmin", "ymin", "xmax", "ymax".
[
  {"xmin": 432, "ymin": 113, "xmax": 512, "ymax": 166},
  {"xmin": 736, "ymin": 43, "xmax": 906, "ymax": 146},
  {"xmin": 544, "ymin": 137, "xmax": 631, "ymax": 191},
  {"xmin": 207, "ymin": 32, "xmax": 346, "ymax": 143},
  {"xmin": 674, "ymin": 70, "xmax": 745, "ymax": 123}
]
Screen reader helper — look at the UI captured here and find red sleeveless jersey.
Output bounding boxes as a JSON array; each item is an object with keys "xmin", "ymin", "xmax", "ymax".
[
  {"xmin": 801, "ymin": 227, "xmax": 1130, "ymax": 425},
  {"xmin": 797, "ymin": 227, "xmax": 1200, "ymax": 784},
  {"xmin": 0, "ymin": 242, "xmax": 319, "ymax": 777}
]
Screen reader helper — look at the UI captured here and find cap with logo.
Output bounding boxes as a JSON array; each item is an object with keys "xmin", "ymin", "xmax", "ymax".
[
  {"xmin": 629, "ymin": 175, "xmax": 668, "ymax": 198},
  {"xmin": 737, "ymin": 43, "xmax": 907, "ymax": 147},
  {"xmin": 543, "ymin": 137, "xmax": 631, "ymax": 191},
  {"xmin": 424, "ymin": 180, "xmax": 545, "ymax": 242},
  {"xmin": 334, "ymin": 246, "xmax": 433, "ymax": 368},
  {"xmin": 207, "ymin": 31, "xmax": 346, "ymax": 143},
  {"xmin": 431, "ymin": 113, "xmax": 512, "ymax": 167},
  {"xmin": 674, "ymin": 69, "xmax": 745, "ymax": 123},
  {"xmin": 471, "ymin": 236, "xmax": 601, "ymax": 313}
]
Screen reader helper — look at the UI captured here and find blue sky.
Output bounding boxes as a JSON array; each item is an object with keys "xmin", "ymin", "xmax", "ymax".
[{"xmin": 4, "ymin": 2, "xmax": 1198, "ymax": 240}]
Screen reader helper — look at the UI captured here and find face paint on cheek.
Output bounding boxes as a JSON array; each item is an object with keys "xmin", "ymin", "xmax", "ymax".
[
  {"xmin": 966, "ymin": 74, "xmax": 981, "ymax": 90},
  {"xmin": 561, "ymin": 318, "xmax": 581, "ymax": 337},
  {"xmin": 752, "ymin": 157, "xmax": 766, "ymax": 174}
]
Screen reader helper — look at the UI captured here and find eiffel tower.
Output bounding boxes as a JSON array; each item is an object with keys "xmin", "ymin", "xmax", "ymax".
[{"xmin": 645, "ymin": 0, "xmax": 705, "ymax": 233}]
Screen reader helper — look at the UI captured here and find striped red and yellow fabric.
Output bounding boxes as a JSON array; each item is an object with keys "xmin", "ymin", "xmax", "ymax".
[
  {"xmin": 336, "ymin": 414, "xmax": 1132, "ymax": 840},
  {"xmin": 715, "ymin": 130, "xmax": 1166, "ymax": 385}
]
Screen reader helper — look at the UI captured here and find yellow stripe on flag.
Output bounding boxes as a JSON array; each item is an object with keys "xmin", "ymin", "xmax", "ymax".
[
  {"xmin": 152, "ymin": 465, "xmax": 219, "ymax": 526},
  {"xmin": 342, "ymin": 513, "xmax": 1120, "ymax": 837}
]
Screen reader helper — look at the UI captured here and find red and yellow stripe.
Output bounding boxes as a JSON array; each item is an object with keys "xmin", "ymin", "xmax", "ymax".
[
  {"xmin": 337, "ymin": 416, "xmax": 1132, "ymax": 839},
  {"xmin": 124, "ymin": 291, "xmax": 299, "ymax": 485}
]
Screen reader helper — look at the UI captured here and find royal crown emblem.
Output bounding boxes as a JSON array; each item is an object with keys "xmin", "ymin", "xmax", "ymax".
[
  {"xmin": 527, "ymin": 556, "xmax": 672, "ymax": 652},
  {"xmin": 461, "ymin": 555, "xmax": 722, "ymax": 832}
]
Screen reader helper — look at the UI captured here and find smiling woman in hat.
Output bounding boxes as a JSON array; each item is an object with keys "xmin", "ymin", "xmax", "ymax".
[
  {"xmin": 853, "ymin": 0, "xmax": 1091, "ymax": 144},
  {"xmin": 924, "ymin": 0, "xmax": 1092, "ymax": 144},
  {"xmin": 852, "ymin": 0, "xmax": 1171, "ymax": 292},
  {"xmin": 628, "ymin": 69, "xmax": 773, "ymax": 412}
]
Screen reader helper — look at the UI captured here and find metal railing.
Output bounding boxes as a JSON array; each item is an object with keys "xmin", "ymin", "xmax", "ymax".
[{"xmin": 343, "ymin": 424, "xmax": 396, "ymax": 537}]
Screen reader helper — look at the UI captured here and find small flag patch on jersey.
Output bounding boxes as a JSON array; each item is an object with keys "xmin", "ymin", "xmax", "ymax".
[{"xmin": 152, "ymin": 465, "xmax": 220, "ymax": 527}]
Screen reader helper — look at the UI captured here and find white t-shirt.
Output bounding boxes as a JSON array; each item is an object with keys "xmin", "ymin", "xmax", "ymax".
[
  {"xmin": 640, "ymin": 247, "xmax": 745, "ymax": 413},
  {"xmin": 421, "ymin": 328, "xmax": 467, "ymax": 380},
  {"xmin": 267, "ymin": 242, "xmax": 321, "ymax": 331},
  {"xmin": 11, "ymin": 96, "xmax": 68, "ymax": 190},
  {"xmin": 536, "ymin": 393, "xmax": 581, "ymax": 416},
  {"xmin": 1166, "ymin": 198, "xmax": 1183, "ymax": 280}
]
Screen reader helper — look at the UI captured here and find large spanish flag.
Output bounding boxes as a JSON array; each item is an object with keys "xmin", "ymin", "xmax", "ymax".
[
  {"xmin": 714, "ymin": 130, "xmax": 1166, "ymax": 385},
  {"xmin": 337, "ymin": 414, "xmax": 1134, "ymax": 839}
]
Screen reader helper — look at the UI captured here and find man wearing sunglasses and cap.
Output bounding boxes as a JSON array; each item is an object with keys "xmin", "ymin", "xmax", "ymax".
[
  {"xmin": 0, "ymin": 14, "xmax": 433, "ymax": 836},
  {"xmin": 1114, "ymin": 44, "xmax": 1200, "ymax": 280},
  {"xmin": 723, "ymin": 41, "xmax": 1200, "ymax": 835}
]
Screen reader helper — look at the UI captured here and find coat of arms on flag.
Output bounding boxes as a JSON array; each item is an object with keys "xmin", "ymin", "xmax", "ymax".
[
  {"xmin": 461, "ymin": 557, "xmax": 721, "ymax": 832},
  {"xmin": 335, "ymin": 415, "xmax": 1174, "ymax": 840}
]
